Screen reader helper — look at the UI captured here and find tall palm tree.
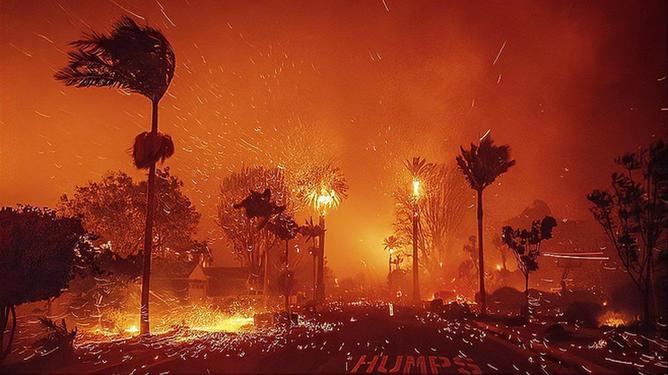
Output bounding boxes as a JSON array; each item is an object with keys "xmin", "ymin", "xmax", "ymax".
[
  {"xmin": 267, "ymin": 213, "xmax": 299, "ymax": 323},
  {"xmin": 456, "ymin": 134, "xmax": 515, "ymax": 314},
  {"xmin": 55, "ymin": 17, "xmax": 176, "ymax": 335},
  {"xmin": 404, "ymin": 157, "xmax": 433, "ymax": 303}
]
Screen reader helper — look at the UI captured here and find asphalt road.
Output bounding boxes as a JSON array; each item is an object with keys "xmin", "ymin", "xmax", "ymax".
[
  {"xmin": 3, "ymin": 303, "xmax": 609, "ymax": 374},
  {"xmin": 115, "ymin": 304, "xmax": 570, "ymax": 374}
]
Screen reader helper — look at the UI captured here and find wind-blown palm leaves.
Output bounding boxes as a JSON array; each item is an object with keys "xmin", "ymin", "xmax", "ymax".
[
  {"xmin": 455, "ymin": 134, "xmax": 515, "ymax": 193},
  {"xmin": 456, "ymin": 133, "xmax": 515, "ymax": 314},
  {"xmin": 132, "ymin": 132, "xmax": 174, "ymax": 169},
  {"xmin": 55, "ymin": 16, "xmax": 176, "ymax": 335},
  {"xmin": 54, "ymin": 16, "xmax": 175, "ymax": 100}
]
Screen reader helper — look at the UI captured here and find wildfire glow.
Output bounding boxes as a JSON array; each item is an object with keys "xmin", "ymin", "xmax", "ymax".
[
  {"xmin": 85, "ymin": 304, "xmax": 255, "ymax": 341},
  {"xmin": 309, "ymin": 188, "xmax": 340, "ymax": 215},
  {"xmin": 599, "ymin": 311, "xmax": 628, "ymax": 327}
]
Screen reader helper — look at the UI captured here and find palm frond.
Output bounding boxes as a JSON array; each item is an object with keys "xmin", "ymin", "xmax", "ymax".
[
  {"xmin": 456, "ymin": 135, "xmax": 515, "ymax": 191},
  {"xmin": 55, "ymin": 16, "xmax": 175, "ymax": 101}
]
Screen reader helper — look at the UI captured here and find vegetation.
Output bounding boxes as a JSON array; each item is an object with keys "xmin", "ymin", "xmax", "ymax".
[
  {"xmin": 393, "ymin": 162, "xmax": 467, "ymax": 279},
  {"xmin": 55, "ymin": 16, "xmax": 176, "ymax": 335},
  {"xmin": 219, "ymin": 166, "xmax": 291, "ymax": 287},
  {"xmin": 58, "ymin": 169, "xmax": 207, "ymax": 311},
  {"xmin": 0, "ymin": 206, "xmax": 97, "ymax": 360},
  {"xmin": 456, "ymin": 134, "xmax": 516, "ymax": 314},
  {"xmin": 588, "ymin": 140, "xmax": 667, "ymax": 330},
  {"xmin": 501, "ymin": 216, "xmax": 557, "ymax": 316}
]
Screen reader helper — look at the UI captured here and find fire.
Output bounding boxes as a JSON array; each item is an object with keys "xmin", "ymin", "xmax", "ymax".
[
  {"xmin": 83, "ymin": 304, "xmax": 255, "ymax": 341},
  {"xmin": 123, "ymin": 325, "xmax": 139, "ymax": 334},
  {"xmin": 495, "ymin": 264, "xmax": 502, "ymax": 271},
  {"xmin": 599, "ymin": 311, "xmax": 628, "ymax": 327}
]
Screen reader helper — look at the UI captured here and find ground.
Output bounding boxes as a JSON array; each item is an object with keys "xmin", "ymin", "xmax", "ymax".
[{"xmin": 1, "ymin": 301, "xmax": 667, "ymax": 374}]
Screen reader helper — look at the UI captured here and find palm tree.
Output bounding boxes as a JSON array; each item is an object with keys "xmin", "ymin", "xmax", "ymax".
[
  {"xmin": 404, "ymin": 157, "xmax": 434, "ymax": 303},
  {"xmin": 383, "ymin": 235, "xmax": 402, "ymax": 276},
  {"xmin": 55, "ymin": 17, "xmax": 176, "ymax": 335},
  {"xmin": 267, "ymin": 213, "xmax": 299, "ymax": 325},
  {"xmin": 456, "ymin": 134, "xmax": 515, "ymax": 314},
  {"xmin": 296, "ymin": 163, "xmax": 349, "ymax": 302}
]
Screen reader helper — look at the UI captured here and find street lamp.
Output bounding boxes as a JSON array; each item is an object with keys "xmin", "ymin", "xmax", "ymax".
[
  {"xmin": 411, "ymin": 177, "xmax": 421, "ymax": 304},
  {"xmin": 312, "ymin": 188, "xmax": 340, "ymax": 302}
]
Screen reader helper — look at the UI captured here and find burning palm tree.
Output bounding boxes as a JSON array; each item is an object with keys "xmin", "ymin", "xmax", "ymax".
[
  {"xmin": 296, "ymin": 163, "xmax": 348, "ymax": 302},
  {"xmin": 456, "ymin": 133, "xmax": 515, "ymax": 314},
  {"xmin": 55, "ymin": 17, "xmax": 176, "ymax": 335}
]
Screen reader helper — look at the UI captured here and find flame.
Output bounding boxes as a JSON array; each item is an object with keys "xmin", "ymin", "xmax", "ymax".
[
  {"xmin": 84, "ymin": 304, "xmax": 255, "ymax": 340},
  {"xmin": 599, "ymin": 311, "xmax": 627, "ymax": 327}
]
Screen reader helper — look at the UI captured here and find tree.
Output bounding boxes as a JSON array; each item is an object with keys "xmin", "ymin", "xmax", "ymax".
[
  {"xmin": 0, "ymin": 206, "xmax": 97, "ymax": 360},
  {"xmin": 58, "ymin": 169, "xmax": 206, "ymax": 312},
  {"xmin": 59, "ymin": 169, "xmax": 205, "ymax": 262},
  {"xmin": 219, "ymin": 166, "xmax": 291, "ymax": 287},
  {"xmin": 501, "ymin": 216, "xmax": 557, "ymax": 316},
  {"xmin": 588, "ymin": 140, "xmax": 667, "ymax": 330},
  {"xmin": 55, "ymin": 16, "xmax": 176, "ymax": 335},
  {"xmin": 295, "ymin": 163, "xmax": 348, "ymax": 302},
  {"xmin": 393, "ymin": 163, "xmax": 467, "ymax": 277},
  {"xmin": 299, "ymin": 217, "xmax": 324, "ymax": 300},
  {"xmin": 456, "ymin": 134, "xmax": 515, "ymax": 314},
  {"xmin": 383, "ymin": 235, "xmax": 403, "ymax": 276},
  {"xmin": 266, "ymin": 213, "xmax": 300, "ymax": 318}
]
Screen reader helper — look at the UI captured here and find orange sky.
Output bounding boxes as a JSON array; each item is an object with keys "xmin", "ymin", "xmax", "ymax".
[{"xmin": 1, "ymin": 0, "xmax": 666, "ymax": 278}]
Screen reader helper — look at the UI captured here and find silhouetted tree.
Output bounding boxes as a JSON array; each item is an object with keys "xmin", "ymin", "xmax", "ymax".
[
  {"xmin": 0, "ymin": 206, "xmax": 97, "ymax": 361},
  {"xmin": 267, "ymin": 213, "xmax": 299, "ymax": 317},
  {"xmin": 299, "ymin": 217, "xmax": 324, "ymax": 300},
  {"xmin": 59, "ymin": 169, "xmax": 206, "ymax": 313},
  {"xmin": 383, "ymin": 235, "xmax": 403, "ymax": 275},
  {"xmin": 59, "ymin": 169, "xmax": 205, "ymax": 260},
  {"xmin": 219, "ymin": 166, "xmax": 290, "ymax": 287},
  {"xmin": 456, "ymin": 134, "xmax": 516, "ymax": 314},
  {"xmin": 55, "ymin": 17, "xmax": 176, "ymax": 335},
  {"xmin": 394, "ymin": 163, "xmax": 467, "ymax": 278},
  {"xmin": 588, "ymin": 140, "xmax": 667, "ymax": 330},
  {"xmin": 501, "ymin": 216, "xmax": 557, "ymax": 316}
]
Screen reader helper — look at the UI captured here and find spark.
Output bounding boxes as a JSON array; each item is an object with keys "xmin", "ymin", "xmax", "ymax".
[
  {"xmin": 108, "ymin": 0, "xmax": 146, "ymax": 20},
  {"xmin": 492, "ymin": 40, "xmax": 507, "ymax": 65}
]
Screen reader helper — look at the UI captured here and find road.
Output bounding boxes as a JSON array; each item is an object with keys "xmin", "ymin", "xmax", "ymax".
[{"xmin": 3, "ymin": 302, "xmax": 626, "ymax": 374}]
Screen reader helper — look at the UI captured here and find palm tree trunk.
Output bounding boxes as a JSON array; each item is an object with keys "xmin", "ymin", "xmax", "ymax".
[
  {"xmin": 412, "ymin": 201, "xmax": 420, "ymax": 304},
  {"xmin": 316, "ymin": 215, "xmax": 326, "ymax": 302},
  {"xmin": 140, "ymin": 99, "xmax": 159, "ymax": 335},
  {"xmin": 285, "ymin": 240, "xmax": 290, "ymax": 322},
  {"xmin": 477, "ymin": 189, "xmax": 486, "ymax": 314},
  {"xmin": 524, "ymin": 273, "xmax": 529, "ymax": 317}
]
